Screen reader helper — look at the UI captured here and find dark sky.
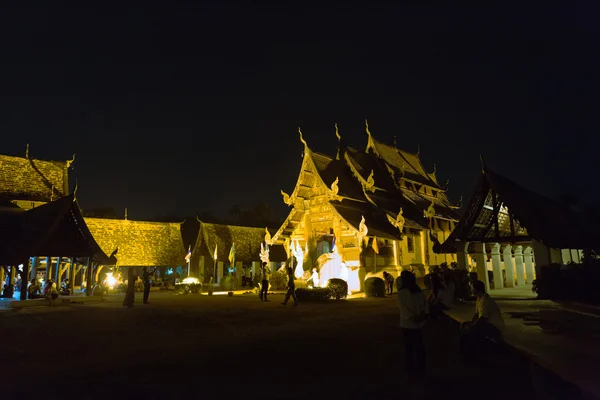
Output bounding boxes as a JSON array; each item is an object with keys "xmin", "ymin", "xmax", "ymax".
[{"xmin": 1, "ymin": 3, "xmax": 599, "ymax": 221}]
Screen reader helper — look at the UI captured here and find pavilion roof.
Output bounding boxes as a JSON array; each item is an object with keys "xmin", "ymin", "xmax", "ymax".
[
  {"xmin": 194, "ymin": 221, "xmax": 287, "ymax": 263},
  {"xmin": 0, "ymin": 153, "xmax": 69, "ymax": 203},
  {"xmin": 437, "ymin": 166, "xmax": 600, "ymax": 253},
  {"xmin": 0, "ymin": 195, "xmax": 115, "ymax": 265},
  {"xmin": 85, "ymin": 218, "xmax": 186, "ymax": 267}
]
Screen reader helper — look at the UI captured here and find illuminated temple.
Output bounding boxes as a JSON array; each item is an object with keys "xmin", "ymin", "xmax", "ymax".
[{"xmin": 270, "ymin": 123, "xmax": 460, "ymax": 291}]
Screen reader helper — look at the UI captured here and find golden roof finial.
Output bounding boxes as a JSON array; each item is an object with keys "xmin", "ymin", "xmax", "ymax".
[
  {"xmin": 72, "ymin": 179, "xmax": 78, "ymax": 202},
  {"xmin": 365, "ymin": 119, "xmax": 371, "ymax": 137},
  {"xmin": 432, "ymin": 164, "xmax": 437, "ymax": 175},
  {"xmin": 298, "ymin": 127, "xmax": 307, "ymax": 148},
  {"xmin": 25, "ymin": 143, "xmax": 29, "ymax": 158},
  {"xmin": 335, "ymin": 123, "xmax": 341, "ymax": 141},
  {"xmin": 66, "ymin": 153, "xmax": 76, "ymax": 168},
  {"xmin": 479, "ymin": 153, "xmax": 486, "ymax": 173}
]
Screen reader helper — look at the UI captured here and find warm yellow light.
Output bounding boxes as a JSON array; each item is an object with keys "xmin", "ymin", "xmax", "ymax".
[
  {"xmin": 181, "ymin": 277, "xmax": 200, "ymax": 285},
  {"xmin": 106, "ymin": 272, "xmax": 118, "ymax": 289}
]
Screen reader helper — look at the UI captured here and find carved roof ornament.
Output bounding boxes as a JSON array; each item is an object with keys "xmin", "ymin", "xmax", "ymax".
[
  {"xmin": 298, "ymin": 127, "xmax": 307, "ymax": 148},
  {"xmin": 25, "ymin": 143, "xmax": 29, "ymax": 158},
  {"xmin": 366, "ymin": 169, "xmax": 375, "ymax": 191},
  {"xmin": 335, "ymin": 123, "xmax": 342, "ymax": 160},
  {"xmin": 72, "ymin": 179, "xmax": 78, "ymax": 202},
  {"xmin": 330, "ymin": 176, "xmax": 339, "ymax": 196},
  {"xmin": 281, "ymin": 190, "xmax": 293, "ymax": 206},
  {"xmin": 365, "ymin": 119, "xmax": 377, "ymax": 154},
  {"xmin": 66, "ymin": 153, "xmax": 76, "ymax": 168},
  {"xmin": 335, "ymin": 123, "xmax": 341, "ymax": 141},
  {"xmin": 357, "ymin": 215, "xmax": 368, "ymax": 243},
  {"xmin": 259, "ymin": 242, "xmax": 270, "ymax": 264},
  {"xmin": 264, "ymin": 227, "xmax": 272, "ymax": 246},
  {"xmin": 432, "ymin": 164, "xmax": 437, "ymax": 175},
  {"xmin": 424, "ymin": 200, "xmax": 436, "ymax": 219},
  {"xmin": 387, "ymin": 207, "xmax": 405, "ymax": 234}
]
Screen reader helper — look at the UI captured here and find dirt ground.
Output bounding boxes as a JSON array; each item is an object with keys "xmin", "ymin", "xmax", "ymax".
[{"xmin": 1, "ymin": 292, "xmax": 534, "ymax": 399}]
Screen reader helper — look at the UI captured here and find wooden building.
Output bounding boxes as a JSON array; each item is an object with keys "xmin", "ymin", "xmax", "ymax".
[
  {"xmin": 0, "ymin": 150, "xmax": 113, "ymax": 299},
  {"xmin": 270, "ymin": 123, "xmax": 460, "ymax": 290},
  {"xmin": 434, "ymin": 163, "xmax": 599, "ymax": 292},
  {"xmin": 190, "ymin": 221, "xmax": 287, "ymax": 285},
  {"xmin": 85, "ymin": 217, "xmax": 187, "ymax": 279}
]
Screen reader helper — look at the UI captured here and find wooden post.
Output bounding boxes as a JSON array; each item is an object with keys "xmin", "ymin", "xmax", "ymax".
[
  {"xmin": 54, "ymin": 257, "xmax": 60, "ymax": 283},
  {"xmin": 19, "ymin": 259, "xmax": 30, "ymax": 300},
  {"xmin": 45, "ymin": 257, "xmax": 51, "ymax": 282},
  {"xmin": 85, "ymin": 257, "xmax": 92, "ymax": 296},
  {"xmin": 70, "ymin": 257, "xmax": 75, "ymax": 295}
]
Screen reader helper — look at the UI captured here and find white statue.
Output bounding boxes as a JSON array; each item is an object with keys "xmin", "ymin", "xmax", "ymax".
[
  {"xmin": 311, "ymin": 268, "xmax": 319, "ymax": 288},
  {"xmin": 292, "ymin": 240, "xmax": 304, "ymax": 279},
  {"xmin": 259, "ymin": 242, "xmax": 270, "ymax": 264},
  {"xmin": 340, "ymin": 261, "xmax": 348, "ymax": 282}
]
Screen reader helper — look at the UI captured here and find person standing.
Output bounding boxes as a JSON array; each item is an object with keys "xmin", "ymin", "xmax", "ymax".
[
  {"xmin": 383, "ymin": 271, "xmax": 395, "ymax": 295},
  {"xmin": 142, "ymin": 267, "xmax": 155, "ymax": 304},
  {"xmin": 397, "ymin": 270, "xmax": 428, "ymax": 376},
  {"xmin": 259, "ymin": 262, "xmax": 270, "ymax": 301},
  {"xmin": 281, "ymin": 266, "xmax": 298, "ymax": 306},
  {"xmin": 123, "ymin": 268, "xmax": 137, "ymax": 308}
]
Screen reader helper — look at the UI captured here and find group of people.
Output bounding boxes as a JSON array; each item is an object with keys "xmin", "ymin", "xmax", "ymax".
[
  {"xmin": 256, "ymin": 262, "xmax": 298, "ymax": 306},
  {"xmin": 25, "ymin": 278, "xmax": 60, "ymax": 304},
  {"xmin": 397, "ymin": 270, "xmax": 504, "ymax": 376}
]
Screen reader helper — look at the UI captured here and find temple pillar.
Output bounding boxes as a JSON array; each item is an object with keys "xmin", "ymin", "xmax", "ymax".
[
  {"xmin": 473, "ymin": 243, "xmax": 490, "ymax": 292},
  {"xmin": 456, "ymin": 241, "xmax": 469, "ymax": 270},
  {"xmin": 30, "ymin": 257, "xmax": 39, "ymax": 281},
  {"xmin": 550, "ymin": 248, "xmax": 563, "ymax": 264},
  {"xmin": 514, "ymin": 246, "xmax": 525, "ymax": 284},
  {"xmin": 54, "ymin": 257, "xmax": 61, "ymax": 282},
  {"xmin": 217, "ymin": 262, "xmax": 224, "ymax": 285},
  {"xmin": 20, "ymin": 259, "xmax": 30, "ymax": 300},
  {"xmin": 235, "ymin": 261, "xmax": 243, "ymax": 287},
  {"xmin": 490, "ymin": 243, "xmax": 503, "ymax": 290},
  {"xmin": 524, "ymin": 246, "xmax": 535, "ymax": 284},
  {"xmin": 502, "ymin": 245, "xmax": 516, "ymax": 287},
  {"xmin": 45, "ymin": 257, "xmax": 51, "ymax": 281},
  {"xmin": 85, "ymin": 258, "xmax": 92, "ymax": 296},
  {"xmin": 199, "ymin": 256, "xmax": 205, "ymax": 279}
]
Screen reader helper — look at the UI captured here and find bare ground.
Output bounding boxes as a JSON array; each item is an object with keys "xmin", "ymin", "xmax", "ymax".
[{"xmin": 0, "ymin": 292, "xmax": 534, "ymax": 399}]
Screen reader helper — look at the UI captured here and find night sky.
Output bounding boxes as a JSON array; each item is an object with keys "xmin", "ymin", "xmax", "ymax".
[{"xmin": 2, "ymin": 3, "xmax": 599, "ymax": 222}]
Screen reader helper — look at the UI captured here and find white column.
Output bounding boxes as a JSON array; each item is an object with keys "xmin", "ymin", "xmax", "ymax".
[
  {"xmin": 513, "ymin": 246, "xmax": 525, "ymax": 284},
  {"xmin": 473, "ymin": 243, "xmax": 490, "ymax": 292},
  {"xmin": 523, "ymin": 246, "xmax": 535, "ymax": 284},
  {"xmin": 503, "ymin": 245, "xmax": 516, "ymax": 287},
  {"xmin": 456, "ymin": 240, "xmax": 469, "ymax": 270},
  {"xmin": 491, "ymin": 243, "xmax": 503, "ymax": 290}
]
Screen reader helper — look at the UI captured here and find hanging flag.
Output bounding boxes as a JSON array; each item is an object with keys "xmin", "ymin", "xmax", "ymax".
[
  {"xmin": 228, "ymin": 242, "xmax": 236, "ymax": 264},
  {"xmin": 185, "ymin": 245, "xmax": 191, "ymax": 263},
  {"xmin": 213, "ymin": 243, "xmax": 218, "ymax": 260},
  {"xmin": 372, "ymin": 236, "xmax": 379, "ymax": 254},
  {"xmin": 331, "ymin": 234, "xmax": 336, "ymax": 253}
]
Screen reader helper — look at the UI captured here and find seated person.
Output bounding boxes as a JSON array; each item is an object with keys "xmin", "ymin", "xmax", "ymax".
[
  {"xmin": 27, "ymin": 279, "xmax": 42, "ymax": 299},
  {"xmin": 460, "ymin": 280, "xmax": 505, "ymax": 357},
  {"xmin": 59, "ymin": 278, "xmax": 71, "ymax": 295}
]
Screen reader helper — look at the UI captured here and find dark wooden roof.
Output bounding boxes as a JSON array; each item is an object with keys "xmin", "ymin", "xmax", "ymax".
[
  {"xmin": 85, "ymin": 218, "xmax": 186, "ymax": 267},
  {"xmin": 0, "ymin": 154, "xmax": 68, "ymax": 202},
  {"xmin": 437, "ymin": 166, "xmax": 600, "ymax": 253},
  {"xmin": 331, "ymin": 199, "xmax": 402, "ymax": 240},
  {"xmin": 0, "ymin": 195, "xmax": 115, "ymax": 265},
  {"xmin": 193, "ymin": 221, "xmax": 287, "ymax": 263}
]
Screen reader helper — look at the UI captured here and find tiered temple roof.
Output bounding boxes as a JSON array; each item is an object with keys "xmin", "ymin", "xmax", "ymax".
[
  {"xmin": 436, "ymin": 165, "xmax": 600, "ymax": 253},
  {"xmin": 0, "ymin": 153, "xmax": 72, "ymax": 204},
  {"xmin": 273, "ymin": 123, "xmax": 459, "ymax": 244},
  {"xmin": 85, "ymin": 218, "xmax": 186, "ymax": 267}
]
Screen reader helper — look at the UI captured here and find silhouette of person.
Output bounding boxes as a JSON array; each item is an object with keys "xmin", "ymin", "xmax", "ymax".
[
  {"xmin": 142, "ymin": 267, "xmax": 154, "ymax": 304},
  {"xmin": 123, "ymin": 268, "xmax": 137, "ymax": 308},
  {"xmin": 281, "ymin": 266, "xmax": 298, "ymax": 306}
]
